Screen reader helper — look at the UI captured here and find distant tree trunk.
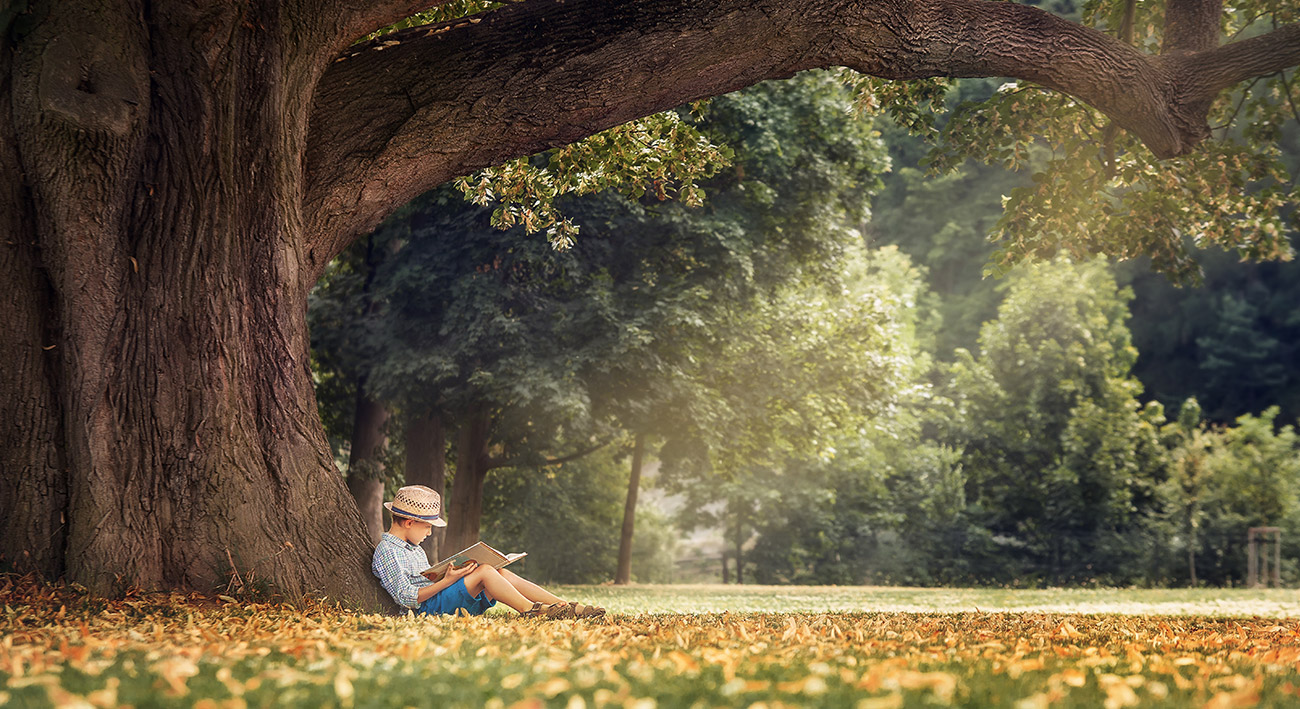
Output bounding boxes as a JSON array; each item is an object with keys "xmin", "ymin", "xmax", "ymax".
[
  {"xmin": 342, "ymin": 230, "xmax": 392, "ymax": 545},
  {"xmin": 734, "ymin": 512, "xmax": 745, "ymax": 585},
  {"xmin": 721, "ymin": 552, "xmax": 731, "ymax": 584},
  {"xmin": 405, "ymin": 412, "xmax": 447, "ymax": 561},
  {"xmin": 346, "ymin": 389, "xmax": 389, "ymax": 543},
  {"xmin": 615, "ymin": 433, "xmax": 645, "ymax": 585},
  {"xmin": 446, "ymin": 405, "xmax": 492, "ymax": 554}
]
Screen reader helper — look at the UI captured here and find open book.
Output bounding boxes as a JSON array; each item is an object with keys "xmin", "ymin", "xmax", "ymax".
[{"xmin": 421, "ymin": 541, "xmax": 526, "ymax": 581}]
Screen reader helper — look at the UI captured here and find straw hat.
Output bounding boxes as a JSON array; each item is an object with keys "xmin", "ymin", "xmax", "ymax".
[{"xmin": 385, "ymin": 485, "xmax": 448, "ymax": 527}]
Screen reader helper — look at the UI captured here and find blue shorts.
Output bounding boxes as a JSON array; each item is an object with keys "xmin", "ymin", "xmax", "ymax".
[{"xmin": 418, "ymin": 577, "xmax": 497, "ymax": 617}]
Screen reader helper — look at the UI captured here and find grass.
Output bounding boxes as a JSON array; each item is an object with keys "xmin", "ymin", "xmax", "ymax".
[
  {"xmin": 3, "ymin": 578, "xmax": 1298, "ymax": 708},
  {"xmin": 547, "ymin": 583, "xmax": 1300, "ymax": 617}
]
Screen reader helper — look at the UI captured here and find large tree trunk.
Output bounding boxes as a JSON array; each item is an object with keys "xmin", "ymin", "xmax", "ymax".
[
  {"xmin": 0, "ymin": 23, "xmax": 67, "ymax": 577},
  {"xmin": 445, "ymin": 405, "xmax": 493, "ymax": 554},
  {"xmin": 346, "ymin": 390, "xmax": 390, "ymax": 543},
  {"xmin": 404, "ymin": 411, "xmax": 447, "ymax": 561},
  {"xmin": 0, "ymin": 2, "xmax": 383, "ymax": 606},
  {"xmin": 614, "ymin": 433, "xmax": 645, "ymax": 585}
]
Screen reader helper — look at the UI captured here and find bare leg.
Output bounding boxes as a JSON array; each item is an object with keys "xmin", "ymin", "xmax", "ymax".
[
  {"xmin": 500, "ymin": 569, "xmax": 565, "ymax": 605},
  {"xmin": 462, "ymin": 566, "xmax": 549, "ymax": 613}
]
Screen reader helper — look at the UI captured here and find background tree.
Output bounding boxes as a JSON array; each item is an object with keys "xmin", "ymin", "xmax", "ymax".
[
  {"xmin": 308, "ymin": 234, "xmax": 404, "ymax": 543},
  {"xmin": 310, "ymin": 70, "xmax": 890, "ymax": 560},
  {"xmin": 1158, "ymin": 398, "xmax": 1215, "ymax": 585},
  {"xmin": 1187, "ymin": 408, "xmax": 1300, "ymax": 585},
  {"xmin": 662, "ymin": 245, "xmax": 924, "ymax": 583},
  {"xmin": 863, "ymin": 74, "xmax": 1043, "ymax": 357},
  {"xmin": 1124, "ymin": 252, "xmax": 1300, "ymax": 425},
  {"xmin": 357, "ymin": 187, "xmax": 619, "ymax": 554},
  {"xmin": 943, "ymin": 259, "xmax": 1167, "ymax": 585},
  {"xmin": 571, "ymin": 72, "xmax": 891, "ymax": 581},
  {"xmin": 738, "ymin": 256, "xmax": 1300, "ymax": 587}
]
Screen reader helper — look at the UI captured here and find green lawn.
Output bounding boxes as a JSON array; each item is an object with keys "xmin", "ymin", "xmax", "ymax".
[
  {"xmin": 547, "ymin": 583, "xmax": 1300, "ymax": 617},
  {"xmin": 3, "ymin": 580, "xmax": 1298, "ymax": 708}
]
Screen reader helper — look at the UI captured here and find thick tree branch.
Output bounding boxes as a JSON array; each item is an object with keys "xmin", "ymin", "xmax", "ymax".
[
  {"xmin": 1175, "ymin": 23, "xmax": 1300, "ymax": 96},
  {"xmin": 302, "ymin": 0, "xmax": 1300, "ymax": 272},
  {"xmin": 306, "ymin": 0, "xmax": 446, "ymax": 50},
  {"xmin": 304, "ymin": 0, "xmax": 822, "ymax": 273}
]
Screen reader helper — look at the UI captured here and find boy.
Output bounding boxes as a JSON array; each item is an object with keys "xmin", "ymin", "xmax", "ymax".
[{"xmin": 372, "ymin": 485, "xmax": 605, "ymax": 619}]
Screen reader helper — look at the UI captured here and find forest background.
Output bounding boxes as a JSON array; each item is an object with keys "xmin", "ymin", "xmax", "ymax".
[{"xmin": 309, "ymin": 2, "xmax": 1300, "ymax": 593}]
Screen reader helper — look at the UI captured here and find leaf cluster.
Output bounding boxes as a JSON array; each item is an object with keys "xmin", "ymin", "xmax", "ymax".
[{"xmin": 456, "ymin": 112, "xmax": 734, "ymax": 250}]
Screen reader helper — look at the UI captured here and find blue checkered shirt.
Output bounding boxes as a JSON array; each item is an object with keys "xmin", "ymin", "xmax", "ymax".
[{"xmin": 372, "ymin": 532, "xmax": 436, "ymax": 610}]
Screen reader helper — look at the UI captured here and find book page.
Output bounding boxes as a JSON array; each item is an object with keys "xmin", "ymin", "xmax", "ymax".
[{"xmin": 421, "ymin": 542, "xmax": 522, "ymax": 579}]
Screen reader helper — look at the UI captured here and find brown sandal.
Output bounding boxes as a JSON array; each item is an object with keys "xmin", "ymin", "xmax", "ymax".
[
  {"xmin": 569, "ymin": 602, "xmax": 605, "ymax": 619},
  {"xmin": 521, "ymin": 602, "xmax": 573, "ymax": 619}
]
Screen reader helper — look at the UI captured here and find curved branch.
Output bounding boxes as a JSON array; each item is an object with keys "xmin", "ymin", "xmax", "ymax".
[
  {"xmin": 1176, "ymin": 23, "xmax": 1300, "ymax": 95},
  {"xmin": 304, "ymin": 0, "xmax": 822, "ymax": 274},
  {"xmin": 302, "ymin": 0, "xmax": 1300, "ymax": 273}
]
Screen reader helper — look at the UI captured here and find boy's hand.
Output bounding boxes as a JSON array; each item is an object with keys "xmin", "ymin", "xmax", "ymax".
[{"xmin": 446, "ymin": 561, "xmax": 478, "ymax": 581}]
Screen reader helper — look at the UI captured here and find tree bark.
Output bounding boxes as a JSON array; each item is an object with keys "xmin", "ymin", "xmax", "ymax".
[
  {"xmin": 0, "ymin": 21, "xmax": 67, "ymax": 577},
  {"xmin": 1164, "ymin": 0, "xmax": 1223, "ymax": 54},
  {"xmin": 1, "ymin": 1, "xmax": 385, "ymax": 606},
  {"xmin": 404, "ymin": 411, "xmax": 447, "ymax": 561},
  {"xmin": 346, "ymin": 390, "xmax": 390, "ymax": 543},
  {"xmin": 445, "ymin": 404, "xmax": 493, "ymax": 554},
  {"xmin": 614, "ymin": 433, "xmax": 645, "ymax": 585},
  {"xmin": 304, "ymin": 0, "xmax": 1300, "ymax": 260}
]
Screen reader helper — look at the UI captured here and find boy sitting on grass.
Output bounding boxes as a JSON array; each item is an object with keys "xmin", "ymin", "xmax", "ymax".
[{"xmin": 372, "ymin": 485, "xmax": 605, "ymax": 619}]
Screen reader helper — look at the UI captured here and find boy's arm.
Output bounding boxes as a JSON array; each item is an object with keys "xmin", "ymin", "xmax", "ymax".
[{"xmin": 415, "ymin": 562, "xmax": 478, "ymax": 603}]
